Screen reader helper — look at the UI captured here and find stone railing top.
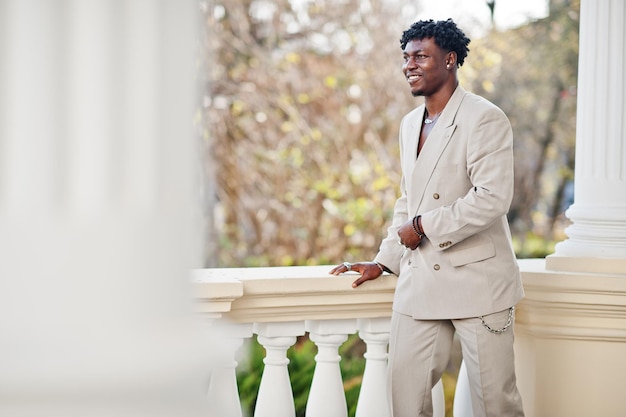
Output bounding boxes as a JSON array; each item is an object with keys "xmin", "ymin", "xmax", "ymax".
[{"xmin": 192, "ymin": 265, "xmax": 398, "ymax": 323}]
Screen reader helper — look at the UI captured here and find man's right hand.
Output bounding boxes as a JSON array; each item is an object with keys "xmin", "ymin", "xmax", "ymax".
[{"xmin": 329, "ymin": 261, "xmax": 385, "ymax": 288}]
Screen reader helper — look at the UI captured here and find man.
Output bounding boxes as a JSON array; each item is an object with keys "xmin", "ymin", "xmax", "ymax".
[{"xmin": 330, "ymin": 19, "xmax": 525, "ymax": 417}]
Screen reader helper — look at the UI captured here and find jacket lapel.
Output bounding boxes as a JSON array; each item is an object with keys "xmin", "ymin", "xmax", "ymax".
[
  {"xmin": 407, "ymin": 86, "xmax": 467, "ymax": 215},
  {"xmin": 405, "ymin": 107, "xmax": 424, "ymax": 166}
]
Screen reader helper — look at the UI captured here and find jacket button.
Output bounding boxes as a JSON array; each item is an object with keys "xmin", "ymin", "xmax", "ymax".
[
  {"xmin": 433, "ymin": 193, "xmax": 440, "ymax": 199},
  {"xmin": 433, "ymin": 264, "xmax": 440, "ymax": 270},
  {"xmin": 439, "ymin": 243, "xmax": 445, "ymax": 248}
]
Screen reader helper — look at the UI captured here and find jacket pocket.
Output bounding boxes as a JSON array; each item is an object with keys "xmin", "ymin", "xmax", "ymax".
[{"xmin": 448, "ymin": 238, "xmax": 496, "ymax": 267}]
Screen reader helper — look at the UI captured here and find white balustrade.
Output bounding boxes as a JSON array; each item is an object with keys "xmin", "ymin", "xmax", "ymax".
[{"xmin": 195, "ymin": 266, "xmax": 469, "ymax": 417}]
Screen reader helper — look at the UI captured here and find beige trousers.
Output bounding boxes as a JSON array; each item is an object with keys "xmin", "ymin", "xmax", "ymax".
[{"xmin": 387, "ymin": 308, "xmax": 525, "ymax": 417}]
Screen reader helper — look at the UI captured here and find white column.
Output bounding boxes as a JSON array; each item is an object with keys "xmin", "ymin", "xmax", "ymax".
[
  {"xmin": 0, "ymin": 1, "xmax": 207, "ymax": 416},
  {"xmin": 355, "ymin": 318, "xmax": 391, "ymax": 417},
  {"xmin": 550, "ymin": 0, "xmax": 626, "ymax": 272},
  {"xmin": 453, "ymin": 360, "xmax": 474, "ymax": 417},
  {"xmin": 305, "ymin": 319, "xmax": 357, "ymax": 417},
  {"xmin": 254, "ymin": 322, "xmax": 306, "ymax": 417}
]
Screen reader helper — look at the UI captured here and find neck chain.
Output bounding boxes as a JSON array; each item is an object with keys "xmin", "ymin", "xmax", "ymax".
[{"xmin": 424, "ymin": 111, "xmax": 441, "ymax": 124}]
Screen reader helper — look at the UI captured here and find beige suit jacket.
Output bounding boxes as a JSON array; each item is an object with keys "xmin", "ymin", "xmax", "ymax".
[{"xmin": 374, "ymin": 86, "xmax": 524, "ymax": 319}]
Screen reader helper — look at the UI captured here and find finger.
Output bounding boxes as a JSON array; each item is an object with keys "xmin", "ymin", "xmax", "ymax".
[
  {"xmin": 329, "ymin": 264, "xmax": 346, "ymax": 275},
  {"xmin": 329, "ymin": 262, "xmax": 352, "ymax": 275},
  {"xmin": 352, "ymin": 276, "xmax": 367, "ymax": 288},
  {"xmin": 329, "ymin": 265, "xmax": 344, "ymax": 275},
  {"xmin": 352, "ymin": 271, "xmax": 376, "ymax": 288}
]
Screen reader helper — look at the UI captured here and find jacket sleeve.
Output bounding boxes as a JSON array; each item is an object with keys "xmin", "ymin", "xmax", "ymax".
[
  {"xmin": 373, "ymin": 183, "xmax": 407, "ymax": 274},
  {"xmin": 373, "ymin": 117, "xmax": 410, "ymax": 274}
]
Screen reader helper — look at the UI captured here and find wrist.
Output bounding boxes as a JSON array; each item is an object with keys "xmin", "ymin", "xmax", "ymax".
[
  {"xmin": 412, "ymin": 215, "xmax": 425, "ymax": 239},
  {"xmin": 417, "ymin": 215, "xmax": 426, "ymax": 236}
]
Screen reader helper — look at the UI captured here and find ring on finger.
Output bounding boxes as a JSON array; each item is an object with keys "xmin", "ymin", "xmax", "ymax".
[{"xmin": 343, "ymin": 261, "xmax": 352, "ymax": 271}]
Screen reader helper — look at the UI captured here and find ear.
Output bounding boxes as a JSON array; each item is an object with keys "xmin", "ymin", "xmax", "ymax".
[{"xmin": 445, "ymin": 52, "xmax": 457, "ymax": 69}]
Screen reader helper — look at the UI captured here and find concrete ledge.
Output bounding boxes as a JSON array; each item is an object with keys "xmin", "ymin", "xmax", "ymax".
[
  {"xmin": 546, "ymin": 254, "xmax": 626, "ymax": 275},
  {"xmin": 192, "ymin": 265, "xmax": 397, "ymax": 323},
  {"xmin": 517, "ymin": 258, "xmax": 626, "ymax": 341}
]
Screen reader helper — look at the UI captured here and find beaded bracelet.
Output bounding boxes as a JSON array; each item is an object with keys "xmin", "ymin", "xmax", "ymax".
[
  {"xmin": 417, "ymin": 215, "xmax": 426, "ymax": 236},
  {"xmin": 412, "ymin": 215, "xmax": 425, "ymax": 239}
]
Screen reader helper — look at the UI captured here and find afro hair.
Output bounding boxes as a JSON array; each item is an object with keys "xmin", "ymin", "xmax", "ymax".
[{"xmin": 400, "ymin": 19, "xmax": 471, "ymax": 66}]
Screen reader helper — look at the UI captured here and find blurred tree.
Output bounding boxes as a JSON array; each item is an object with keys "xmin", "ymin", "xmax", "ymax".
[
  {"xmin": 461, "ymin": 0, "xmax": 579, "ymax": 255},
  {"xmin": 199, "ymin": 0, "xmax": 419, "ymax": 266},
  {"xmin": 199, "ymin": 0, "xmax": 580, "ymax": 265}
]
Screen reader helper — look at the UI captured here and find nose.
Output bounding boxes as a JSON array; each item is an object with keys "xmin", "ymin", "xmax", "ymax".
[{"xmin": 403, "ymin": 56, "xmax": 419, "ymax": 70}]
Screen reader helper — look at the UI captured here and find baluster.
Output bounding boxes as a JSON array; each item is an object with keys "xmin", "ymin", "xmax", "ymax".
[
  {"xmin": 453, "ymin": 359, "xmax": 473, "ymax": 417},
  {"xmin": 207, "ymin": 323, "xmax": 253, "ymax": 417},
  {"xmin": 355, "ymin": 318, "xmax": 391, "ymax": 417},
  {"xmin": 254, "ymin": 322, "xmax": 305, "ymax": 417},
  {"xmin": 305, "ymin": 319, "xmax": 357, "ymax": 417},
  {"xmin": 432, "ymin": 378, "xmax": 445, "ymax": 417}
]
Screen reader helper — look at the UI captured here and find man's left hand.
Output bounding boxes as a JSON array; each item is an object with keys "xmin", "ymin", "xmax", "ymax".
[{"xmin": 397, "ymin": 218, "xmax": 422, "ymax": 250}]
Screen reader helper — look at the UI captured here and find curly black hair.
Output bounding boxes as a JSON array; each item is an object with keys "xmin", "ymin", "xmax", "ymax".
[{"xmin": 400, "ymin": 19, "xmax": 471, "ymax": 67}]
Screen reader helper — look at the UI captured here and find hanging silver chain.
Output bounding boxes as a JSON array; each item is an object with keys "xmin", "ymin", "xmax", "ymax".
[{"xmin": 479, "ymin": 306, "xmax": 514, "ymax": 334}]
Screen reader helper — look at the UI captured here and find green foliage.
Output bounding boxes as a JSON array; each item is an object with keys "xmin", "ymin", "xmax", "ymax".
[
  {"xmin": 513, "ymin": 233, "xmax": 557, "ymax": 259},
  {"xmin": 289, "ymin": 337, "xmax": 316, "ymax": 416},
  {"xmin": 442, "ymin": 372, "xmax": 458, "ymax": 417},
  {"xmin": 339, "ymin": 335, "xmax": 366, "ymax": 417}
]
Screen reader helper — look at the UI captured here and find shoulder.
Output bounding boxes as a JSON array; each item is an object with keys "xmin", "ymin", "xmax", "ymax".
[{"xmin": 460, "ymin": 92, "xmax": 507, "ymax": 119}]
